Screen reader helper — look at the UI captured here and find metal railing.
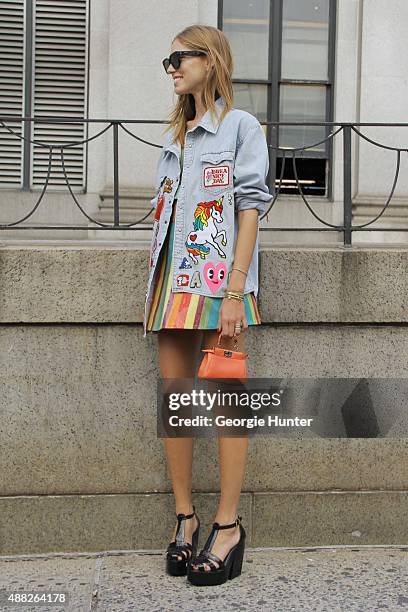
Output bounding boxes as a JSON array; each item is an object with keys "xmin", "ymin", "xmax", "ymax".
[{"xmin": 0, "ymin": 116, "xmax": 407, "ymax": 246}]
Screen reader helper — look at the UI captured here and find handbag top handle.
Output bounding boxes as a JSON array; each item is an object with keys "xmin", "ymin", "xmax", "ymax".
[{"xmin": 217, "ymin": 331, "xmax": 238, "ymax": 351}]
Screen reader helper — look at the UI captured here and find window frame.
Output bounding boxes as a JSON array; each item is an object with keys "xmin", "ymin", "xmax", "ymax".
[
  {"xmin": 218, "ymin": 0, "xmax": 337, "ymax": 199},
  {"xmin": 19, "ymin": 0, "xmax": 90, "ymax": 192}
]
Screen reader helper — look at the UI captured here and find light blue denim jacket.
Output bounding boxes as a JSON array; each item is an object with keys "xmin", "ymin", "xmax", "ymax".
[{"xmin": 143, "ymin": 95, "xmax": 273, "ymax": 337}]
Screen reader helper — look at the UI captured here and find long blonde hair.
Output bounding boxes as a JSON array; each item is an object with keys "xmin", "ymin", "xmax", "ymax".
[{"xmin": 164, "ymin": 25, "xmax": 234, "ymax": 146}]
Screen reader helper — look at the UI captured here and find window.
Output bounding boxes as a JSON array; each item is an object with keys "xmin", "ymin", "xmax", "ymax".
[
  {"xmin": 0, "ymin": 0, "xmax": 89, "ymax": 191},
  {"xmin": 219, "ymin": 0, "xmax": 336, "ymax": 197}
]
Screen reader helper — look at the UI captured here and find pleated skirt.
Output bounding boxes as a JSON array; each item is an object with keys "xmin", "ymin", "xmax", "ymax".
[{"xmin": 146, "ymin": 212, "xmax": 261, "ymax": 332}]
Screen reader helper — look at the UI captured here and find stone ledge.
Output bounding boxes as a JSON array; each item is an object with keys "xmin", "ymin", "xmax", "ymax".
[
  {"xmin": 0, "ymin": 247, "xmax": 407, "ymax": 322},
  {"xmin": 1, "ymin": 491, "xmax": 407, "ymax": 554},
  {"xmin": 1, "ymin": 325, "xmax": 408, "ymax": 497}
]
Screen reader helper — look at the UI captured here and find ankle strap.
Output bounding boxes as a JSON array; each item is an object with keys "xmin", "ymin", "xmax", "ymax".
[
  {"xmin": 176, "ymin": 504, "xmax": 195, "ymax": 520},
  {"xmin": 212, "ymin": 515, "xmax": 242, "ymax": 530}
]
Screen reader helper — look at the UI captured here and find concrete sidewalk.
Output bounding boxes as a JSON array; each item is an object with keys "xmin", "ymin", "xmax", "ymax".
[{"xmin": 0, "ymin": 546, "xmax": 407, "ymax": 612}]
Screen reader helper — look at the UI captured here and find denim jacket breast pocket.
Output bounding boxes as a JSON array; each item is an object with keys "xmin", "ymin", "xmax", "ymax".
[{"xmin": 200, "ymin": 150, "xmax": 234, "ymax": 194}]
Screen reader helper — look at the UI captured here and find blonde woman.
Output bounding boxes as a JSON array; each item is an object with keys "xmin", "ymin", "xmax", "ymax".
[{"xmin": 144, "ymin": 24, "xmax": 272, "ymax": 586}]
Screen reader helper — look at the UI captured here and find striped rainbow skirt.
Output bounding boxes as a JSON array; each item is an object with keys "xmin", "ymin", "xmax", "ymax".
[{"xmin": 146, "ymin": 214, "xmax": 261, "ymax": 332}]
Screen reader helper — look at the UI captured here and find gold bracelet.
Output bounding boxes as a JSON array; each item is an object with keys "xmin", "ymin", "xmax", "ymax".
[
  {"xmin": 224, "ymin": 291, "xmax": 244, "ymax": 301},
  {"xmin": 225, "ymin": 289, "xmax": 244, "ymax": 295},
  {"xmin": 231, "ymin": 267, "xmax": 248, "ymax": 277}
]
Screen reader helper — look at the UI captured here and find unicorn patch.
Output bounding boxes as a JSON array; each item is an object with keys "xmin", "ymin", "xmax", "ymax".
[{"xmin": 185, "ymin": 195, "xmax": 228, "ymax": 265}]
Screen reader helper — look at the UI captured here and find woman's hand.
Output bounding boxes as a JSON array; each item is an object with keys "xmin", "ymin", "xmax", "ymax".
[{"xmin": 217, "ymin": 297, "xmax": 248, "ymax": 338}]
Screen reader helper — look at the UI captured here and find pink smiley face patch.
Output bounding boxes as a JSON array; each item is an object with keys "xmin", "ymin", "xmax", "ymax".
[{"xmin": 203, "ymin": 262, "xmax": 227, "ymax": 293}]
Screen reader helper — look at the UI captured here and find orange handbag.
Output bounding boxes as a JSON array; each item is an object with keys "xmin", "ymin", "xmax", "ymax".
[{"xmin": 197, "ymin": 332, "xmax": 248, "ymax": 383}]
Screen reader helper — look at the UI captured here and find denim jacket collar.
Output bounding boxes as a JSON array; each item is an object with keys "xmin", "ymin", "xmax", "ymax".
[{"xmin": 163, "ymin": 96, "xmax": 226, "ymax": 155}]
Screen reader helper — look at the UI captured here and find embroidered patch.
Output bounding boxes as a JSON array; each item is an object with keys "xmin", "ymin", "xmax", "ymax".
[
  {"xmin": 179, "ymin": 257, "xmax": 192, "ymax": 270},
  {"xmin": 189, "ymin": 270, "xmax": 201, "ymax": 288},
  {"xmin": 154, "ymin": 176, "xmax": 175, "ymax": 221},
  {"xmin": 203, "ymin": 165, "xmax": 230, "ymax": 188},
  {"xmin": 176, "ymin": 273, "xmax": 190, "ymax": 287},
  {"xmin": 185, "ymin": 195, "xmax": 226, "ymax": 265},
  {"xmin": 149, "ymin": 220, "xmax": 159, "ymax": 268},
  {"xmin": 163, "ymin": 177, "xmax": 174, "ymax": 193},
  {"xmin": 203, "ymin": 261, "xmax": 227, "ymax": 293},
  {"xmin": 154, "ymin": 193, "xmax": 165, "ymax": 221}
]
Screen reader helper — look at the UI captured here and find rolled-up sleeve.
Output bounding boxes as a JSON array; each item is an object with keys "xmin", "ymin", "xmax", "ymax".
[{"xmin": 233, "ymin": 123, "xmax": 273, "ymax": 215}]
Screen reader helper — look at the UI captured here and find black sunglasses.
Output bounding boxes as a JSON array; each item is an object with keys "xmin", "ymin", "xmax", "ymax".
[{"xmin": 162, "ymin": 50, "xmax": 207, "ymax": 73}]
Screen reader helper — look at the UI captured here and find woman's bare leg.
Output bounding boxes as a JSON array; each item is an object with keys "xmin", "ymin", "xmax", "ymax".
[
  {"xmin": 158, "ymin": 328, "xmax": 203, "ymax": 560},
  {"xmin": 191, "ymin": 328, "xmax": 248, "ymax": 571}
]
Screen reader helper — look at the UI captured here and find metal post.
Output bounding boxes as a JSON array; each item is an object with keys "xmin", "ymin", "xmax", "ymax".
[
  {"xmin": 113, "ymin": 122, "xmax": 119, "ymax": 226},
  {"xmin": 22, "ymin": 0, "xmax": 33, "ymax": 191},
  {"xmin": 343, "ymin": 124, "xmax": 352, "ymax": 246}
]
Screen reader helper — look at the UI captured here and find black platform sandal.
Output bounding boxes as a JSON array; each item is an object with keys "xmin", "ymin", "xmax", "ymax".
[
  {"xmin": 166, "ymin": 505, "xmax": 200, "ymax": 576},
  {"xmin": 187, "ymin": 515, "xmax": 245, "ymax": 586}
]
